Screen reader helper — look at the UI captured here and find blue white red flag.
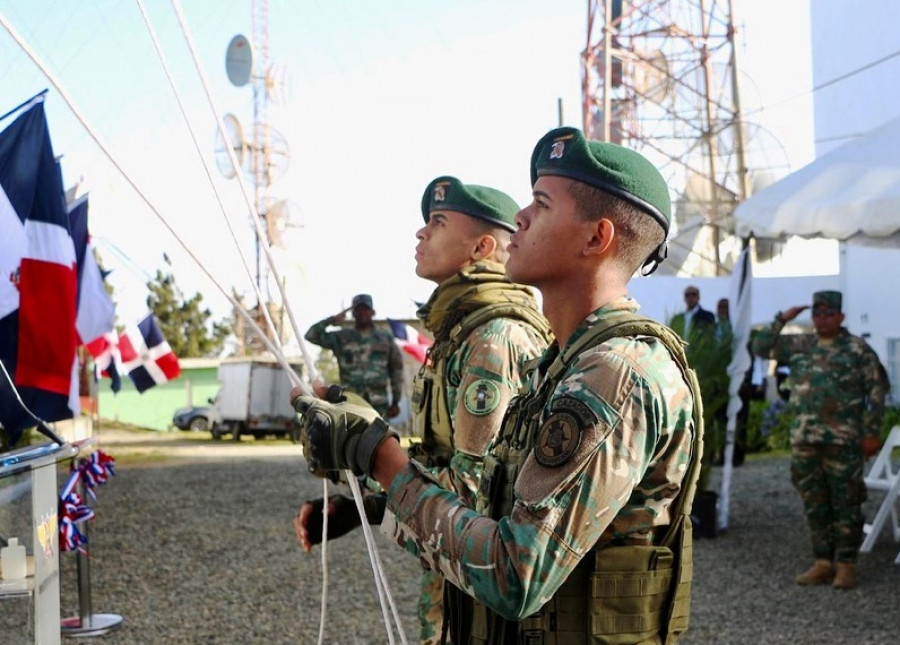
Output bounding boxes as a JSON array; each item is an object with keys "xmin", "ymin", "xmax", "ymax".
[
  {"xmin": 387, "ymin": 319, "xmax": 432, "ymax": 364},
  {"xmin": 84, "ymin": 332, "xmax": 122, "ymax": 394},
  {"xmin": 118, "ymin": 313, "xmax": 180, "ymax": 393},
  {"xmin": 69, "ymin": 195, "xmax": 115, "ymax": 346},
  {"xmin": 0, "ymin": 98, "xmax": 78, "ymax": 445}
]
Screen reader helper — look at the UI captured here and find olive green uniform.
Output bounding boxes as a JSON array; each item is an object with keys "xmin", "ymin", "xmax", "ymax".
[
  {"xmin": 752, "ymin": 315, "xmax": 887, "ymax": 563},
  {"xmin": 304, "ymin": 320, "xmax": 404, "ymax": 417},
  {"xmin": 409, "ymin": 260, "xmax": 550, "ymax": 644},
  {"xmin": 383, "ymin": 297, "xmax": 698, "ymax": 643}
]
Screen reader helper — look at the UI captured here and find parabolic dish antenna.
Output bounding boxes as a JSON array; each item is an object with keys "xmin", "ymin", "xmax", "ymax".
[
  {"xmin": 244, "ymin": 123, "xmax": 291, "ymax": 187},
  {"xmin": 225, "ymin": 34, "xmax": 253, "ymax": 87},
  {"xmin": 214, "ymin": 113, "xmax": 246, "ymax": 179}
]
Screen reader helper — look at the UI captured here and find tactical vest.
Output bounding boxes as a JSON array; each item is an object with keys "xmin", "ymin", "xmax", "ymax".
[
  {"xmin": 447, "ymin": 311, "xmax": 704, "ymax": 645},
  {"xmin": 408, "ymin": 303, "xmax": 552, "ymax": 468}
]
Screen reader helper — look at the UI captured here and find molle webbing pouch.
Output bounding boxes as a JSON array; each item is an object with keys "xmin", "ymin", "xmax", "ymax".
[
  {"xmin": 410, "ymin": 371, "xmax": 431, "ymax": 441},
  {"xmin": 409, "ymin": 367, "xmax": 453, "ymax": 466},
  {"xmin": 588, "ymin": 544, "xmax": 675, "ymax": 644},
  {"xmin": 476, "ymin": 392, "xmax": 540, "ymax": 519}
]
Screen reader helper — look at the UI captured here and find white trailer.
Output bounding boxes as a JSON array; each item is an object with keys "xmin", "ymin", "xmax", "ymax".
[{"xmin": 209, "ymin": 358, "xmax": 304, "ymax": 441}]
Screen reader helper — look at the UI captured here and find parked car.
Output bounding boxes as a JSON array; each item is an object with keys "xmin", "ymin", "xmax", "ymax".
[{"xmin": 172, "ymin": 405, "xmax": 211, "ymax": 432}]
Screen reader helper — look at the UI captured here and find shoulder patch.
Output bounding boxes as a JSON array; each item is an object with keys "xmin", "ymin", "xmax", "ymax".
[
  {"xmin": 463, "ymin": 379, "xmax": 502, "ymax": 415},
  {"xmin": 533, "ymin": 396, "xmax": 593, "ymax": 467}
]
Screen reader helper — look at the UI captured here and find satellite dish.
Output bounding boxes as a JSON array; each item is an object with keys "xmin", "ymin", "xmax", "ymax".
[
  {"xmin": 225, "ymin": 35, "xmax": 254, "ymax": 87},
  {"xmin": 243, "ymin": 123, "xmax": 291, "ymax": 187},
  {"xmin": 214, "ymin": 114, "xmax": 246, "ymax": 179}
]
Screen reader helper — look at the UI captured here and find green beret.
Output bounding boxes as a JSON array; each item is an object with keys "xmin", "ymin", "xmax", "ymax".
[
  {"xmin": 421, "ymin": 176, "xmax": 519, "ymax": 233},
  {"xmin": 813, "ymin": 290, "xmax": 842, "ymax": 311},
  {"xmin": 530, "ymin": 126, "xmax": 671, "ymax": 233}
]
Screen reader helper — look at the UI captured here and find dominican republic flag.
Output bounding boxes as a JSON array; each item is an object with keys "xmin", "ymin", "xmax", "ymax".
[
  {"xmin": 69, "ymin": 195, "xmax": 115, "ymax": 346},
  {"xmin": 0, "ymin": 97, "xmax": 78, "ymax": 445},
  {"xmin": 84, "ymin": 332, "xmax": 122, "ymax": 394},
  {"xmin": 387, "ymin": 319, "xmax": 432, "ymax": 364},
  {"xmin": 118, "ymin": 313, "xmax": 180, "ymax": 393}
]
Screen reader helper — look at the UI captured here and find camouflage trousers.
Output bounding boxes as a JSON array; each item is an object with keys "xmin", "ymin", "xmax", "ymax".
[
  {"xmin": 418, "ymin": 568, "xmax": 449, "ymax": 645},
  {"xmin": 790, "ymin": 443, "xmax": 867, "ymax": 563}
]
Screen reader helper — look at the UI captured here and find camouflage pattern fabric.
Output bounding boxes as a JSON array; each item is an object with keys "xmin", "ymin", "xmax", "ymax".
[
  {"xmin": 410, "ymin": 263, "xmax": 549, "ymax": 644},
  {"xmin": 381, "ymin": 297, "xmax": 695, "ymax": 625},
  {"xmin": 791, "ymin": 444, "xmax": 866, "ymax": 563},
  {"xmin": 753, "ymin": 316, "xmax": 886, "ymax": 565},
  {"xmin": 751, "ymin": 318, "xmax": 886, "ymax": 445},
  {"xmin": 431, "ymin": 315, "xmax": 549, "ymax": 503},
  {"xmin": 304, "ymin": 321, "xmax": 404, "ymax": 417}
]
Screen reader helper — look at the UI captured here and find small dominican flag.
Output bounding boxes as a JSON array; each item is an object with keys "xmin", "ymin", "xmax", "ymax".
[
  {"xmin": 387, "ymin": 319, "xmax": 432, "ymax": 364},
  {"xmin": 84, "ymin": 331, "xmax": 122, "ymax": 393},
  {"xmin": 118, "ymin": 313, "xmax": 180, "ymax": 393}
]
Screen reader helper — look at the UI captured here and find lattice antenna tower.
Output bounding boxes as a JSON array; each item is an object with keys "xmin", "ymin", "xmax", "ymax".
[
  {"xmin": 251, "ymin": 0, "xmax": 271, "ymax": 294},
  {"xmin": 582, "ymin": 0, "xmax": 779, "ymax": 276},
  {"xmin": 218, "ymin": 0, "xmax": 293, "ymax": 354}
]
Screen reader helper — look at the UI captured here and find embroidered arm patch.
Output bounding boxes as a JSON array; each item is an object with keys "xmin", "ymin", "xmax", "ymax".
[
  {"xmin": 533, "ymin": 396, "xmax": 594, "ymax": 467},
  {"xmin": 463, "ymin": 378, "xmax": 502, "ymax": 415}
]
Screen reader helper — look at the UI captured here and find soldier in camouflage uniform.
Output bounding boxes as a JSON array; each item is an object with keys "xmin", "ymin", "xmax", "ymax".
[
  {"xmin": 752, "ymin": 290, "xmax": 887, "ymax": 590},
  {"xmin": 293, "ymin": 128, "xmax": 703, "ymax": 643},
  {"xmin": 304, "ymin": 294, "xmax": 404, "ymax": 418},
  {"xmin": 295, "ymin": 176, "xmax": 551, "ymax": 644}
]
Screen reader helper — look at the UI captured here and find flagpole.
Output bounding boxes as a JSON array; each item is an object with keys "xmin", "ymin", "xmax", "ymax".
[{"xmin": 0, "ymin": 88, "xmax": 47, "ymax": 124}]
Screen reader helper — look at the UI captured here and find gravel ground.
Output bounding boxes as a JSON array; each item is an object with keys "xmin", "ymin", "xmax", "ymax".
[{"xmin": 2, "ymin": 429, "xmax": 899, "ymax": 644}]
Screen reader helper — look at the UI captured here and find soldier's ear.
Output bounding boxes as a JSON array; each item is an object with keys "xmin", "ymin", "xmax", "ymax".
[{"xmin": 472, "ymin": 234, "xmax": 498, "ymax": 261}]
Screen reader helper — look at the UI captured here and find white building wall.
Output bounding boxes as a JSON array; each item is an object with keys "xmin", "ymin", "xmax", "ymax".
[{"xmin": 811, "ymin": 0, "xmax": 900, "ymax": 390}]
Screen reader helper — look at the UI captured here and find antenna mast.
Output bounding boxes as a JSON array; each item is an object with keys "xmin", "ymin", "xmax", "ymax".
[
  {"xmin": 252, "ymin": 0, "xmax": 270, "ymax": 296},
  {"xmin": 219, "ymin": 0, "xmax": 292, "ymax": 355},
  {"xmin": 581, "ymin": 0, "xmax": 753, "ymax": 276}
]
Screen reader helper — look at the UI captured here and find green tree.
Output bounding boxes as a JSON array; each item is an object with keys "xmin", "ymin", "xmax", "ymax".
[{"xmin": 146, "ymin": 268, "xmax": 231, "ymax": 357}]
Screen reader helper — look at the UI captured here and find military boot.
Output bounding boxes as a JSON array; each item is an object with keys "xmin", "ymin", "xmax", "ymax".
[
  {"xmin": 795, "ymin": 559, "xmax": 835, "ymax": 585},
  {"xmin": 832, "ymin": 562, "xmax": 857, "ymax": 590}
]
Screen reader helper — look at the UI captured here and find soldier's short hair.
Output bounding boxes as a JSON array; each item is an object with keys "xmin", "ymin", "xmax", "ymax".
[{"xmin": 567, "ymin": 180, "xmax": 665, "ymax": 275}]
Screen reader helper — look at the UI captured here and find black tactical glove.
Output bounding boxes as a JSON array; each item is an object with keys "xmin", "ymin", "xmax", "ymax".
[
  {"xmin": 302, "ymin": 492, "xmax": 388, "ymax": 546},
  {"xmin": 292, "ymin": 393, "xmax": 398, "ymax": 478}
]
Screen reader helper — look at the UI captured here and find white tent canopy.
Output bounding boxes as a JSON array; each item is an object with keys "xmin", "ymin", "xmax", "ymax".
[{"xmin": 735, "ymin": 115, "xmax": 900, "ymax": 247}]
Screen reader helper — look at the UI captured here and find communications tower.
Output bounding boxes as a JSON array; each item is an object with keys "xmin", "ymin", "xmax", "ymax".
[
  {"xmin": 581, "ymin": 0, "xmax": 784, "ymax": 275},
  {"xmin": 217, "ymin": 0, "xmax": 292, "ymax": 354}
]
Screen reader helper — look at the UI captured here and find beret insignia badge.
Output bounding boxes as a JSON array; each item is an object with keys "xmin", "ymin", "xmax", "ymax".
[
  {"xmin": 433, "ymin": 184, "xmax": 447, "ymax": 202},
  {"xmin": 534, "ymin": 396, "xmax": 593, "ymax": 467},
  {"xmin": 549, "ymin": 140, "xmax": 565, "ymax": 160}
]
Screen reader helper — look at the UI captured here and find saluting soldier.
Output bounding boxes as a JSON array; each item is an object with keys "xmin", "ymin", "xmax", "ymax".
[
  {"xmin": 296, "ymin": 176, "xmax": 551, "ymax": 644},
  {"xmin": 293, "ymin": 127, "xmax": 702, "ymax": 644},
  {"xmin": 304, "ymin": 293, "xmax": 404, "ymax": 419},
  {"xmin": 753, "ymin": 290, "xmax": 887, "ymax": 589}
]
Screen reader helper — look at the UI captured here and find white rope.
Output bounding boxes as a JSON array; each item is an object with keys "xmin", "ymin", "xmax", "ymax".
[
  {"xmin": 318, "ymin": 478, "xmax": 329, "ymax": 645},
  {"xmin": 133, "ymin": 0, "xmax": 287, "ymax": 366},
  {"xmin": 0, "ymin": 11, "xmax": 309, "ymax": 395},
  {"xmin": 1, "ymin": 8, "xmax": 404, "ymax": 642},
  {"xmin": 167, "ymin": 0, "xmax": 319, "ymax": 383},
  {"xmin": 161, "ymin": 4, "xmax": 406, "ymax": 643},
  {"xmin": 347, "ymin": 475, "xmax": 408, "ymax": 645}
]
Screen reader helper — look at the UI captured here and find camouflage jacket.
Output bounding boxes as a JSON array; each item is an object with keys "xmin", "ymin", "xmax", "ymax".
[
  {"xmin": 752, "ymin": 316, "xmax": 887, "ymax": 445},
  {"xmin": 382, "ymin": 297, "xmax": 695, "ymax": 619},
  {"xmin": 304, "ymin": 319, "xmax": 404, "ymax": 415},
  {"xmin": 422, "ymin": 314, "xmax": 549, "ymax": 507}
]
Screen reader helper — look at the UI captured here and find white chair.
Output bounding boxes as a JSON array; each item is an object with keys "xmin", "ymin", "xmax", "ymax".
[{"xmin": 860, "ymin": 426, "xmax": 900, "ymax": 561}]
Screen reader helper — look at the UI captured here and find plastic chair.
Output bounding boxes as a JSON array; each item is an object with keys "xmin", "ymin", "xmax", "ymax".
[{"xmin": 860, "ymin": 426, "xmax": 900, "ymax": 560}]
